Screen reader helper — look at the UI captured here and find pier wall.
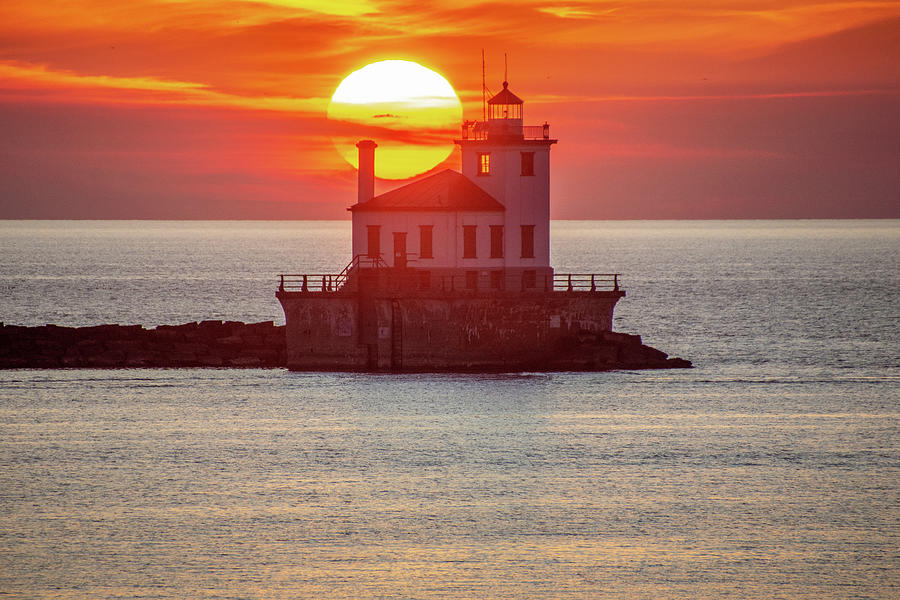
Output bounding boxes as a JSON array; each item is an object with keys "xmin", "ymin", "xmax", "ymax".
[{"xmin": 278, "ymin": 292, "xmax": 689, "ymax": 371}]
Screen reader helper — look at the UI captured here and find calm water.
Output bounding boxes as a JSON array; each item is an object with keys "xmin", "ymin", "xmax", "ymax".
[{"xmin": 1, "ymin": 220, "xmax": 898, "ymax": 599}]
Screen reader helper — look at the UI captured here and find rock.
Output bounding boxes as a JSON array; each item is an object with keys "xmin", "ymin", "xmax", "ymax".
[{"xmin": 666, "ymin": 357, "xmax": 692, "ymax": 368}]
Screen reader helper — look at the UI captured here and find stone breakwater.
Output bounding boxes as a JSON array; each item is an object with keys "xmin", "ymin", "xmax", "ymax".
[
  {"xmin": 544, "ymin": 330, "xmax": 692, "ymax": 371},
  {"xmin": 0, "ymin": 321, "xmax": 286, "ymax": 368},
  {"xmin": 0, "ymin": 321, "xmax": 690, "ymax": 371}
]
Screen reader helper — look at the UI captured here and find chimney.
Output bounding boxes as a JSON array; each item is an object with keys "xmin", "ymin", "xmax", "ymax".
[{"xmin": 356, "ymin": 140, "xmax": 377, "ymax": 204}]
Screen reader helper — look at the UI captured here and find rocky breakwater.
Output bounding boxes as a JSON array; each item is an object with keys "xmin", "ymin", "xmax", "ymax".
[
  {"xmin": 544, "ymin": 331, "xmax": 692, "ymax": 371},
  {"xmin": 0, "ymin": 321, "xmax": 286, "ymax": 368}
]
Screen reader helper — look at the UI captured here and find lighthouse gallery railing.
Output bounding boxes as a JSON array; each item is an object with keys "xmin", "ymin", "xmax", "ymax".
[{"xmin": 278, "ymin": 261, "xmax": 620, "ymax": 294}]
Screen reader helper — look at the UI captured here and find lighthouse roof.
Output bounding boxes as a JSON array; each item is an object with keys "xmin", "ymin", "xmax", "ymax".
[
  {"xmin": 349, "ymin": 169, "xmax": 505, "ymax": 212},
  {"xmin": 487, "ymin": 81, "xmax": 523, "ymax": 105}
]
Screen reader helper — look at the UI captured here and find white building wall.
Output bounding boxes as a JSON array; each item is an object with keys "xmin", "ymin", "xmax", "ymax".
[
  {"xmin": 459, "ymin": 142, "xmax": 553, "ymax": 269},
  {"xmin": 351, "ymin": 210, "xmax": 505, "ymax": 269}
]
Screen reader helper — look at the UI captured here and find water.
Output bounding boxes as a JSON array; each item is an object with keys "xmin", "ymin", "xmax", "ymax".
[{"xmin": 1, "ymin": 220, "xmax": 898, "ymax": 598}]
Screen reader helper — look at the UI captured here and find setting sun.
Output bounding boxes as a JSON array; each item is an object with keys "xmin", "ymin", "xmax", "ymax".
[{"xmin": 326, "ymin": 60, "xmax": 462, "ymax": 180}]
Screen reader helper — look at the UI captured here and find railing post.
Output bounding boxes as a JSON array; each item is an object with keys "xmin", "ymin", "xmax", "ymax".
[
  {"xmin": 321, "ymin": 275, "xmax": 327, "ymax": 292},
  {"xmin": 567, "ymin": 274, "xmax": 573, "ymax": 292},
  {"xmin": 301, "ymin": 274, "xmax": 308, "ymax": 292},
  {"xmin": 614, "ymin": 274, "xmax": 619, "ymax": 291},
  {"xmin": 590, "ymin": 274, "xmax": 596, "ymax": 292},
  {"xmin": 279, "ymin": 275, "xmax": 285, "ymax": 292}
]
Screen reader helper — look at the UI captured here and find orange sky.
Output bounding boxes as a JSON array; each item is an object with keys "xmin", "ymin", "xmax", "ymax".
[{"xmin": 1, "ymin": 0, "xmax": 898, "ymax": 218}]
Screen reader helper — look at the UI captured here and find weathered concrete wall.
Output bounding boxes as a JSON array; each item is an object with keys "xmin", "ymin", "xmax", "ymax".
[
  {"xmin": 392, "ymin": 294, "xmax": 618, "ymax": 370},
  {"xmin": 0, "ymin": 321, "xmax": 285, "ymax": 368},
  {"xmin": 278, "ymin": 290, "xmax": 690, "ymax": 372},
  {"xmin": 280, "ymin": 295, "xmax": 368, "ymax": 369}
]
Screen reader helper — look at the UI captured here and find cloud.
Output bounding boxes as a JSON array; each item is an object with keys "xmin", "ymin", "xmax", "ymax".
[{"xmin": 0, "ymin": 61, "xmax": 329, "ymax": 113}]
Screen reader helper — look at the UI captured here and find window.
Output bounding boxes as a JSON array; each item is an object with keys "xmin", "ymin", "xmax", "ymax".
[
  {"xmin": 521, "ymin": 225, "xmax": 535, "ymax": 258},
  {"xmin": 465, "ymin": 271, "xmax": 478, "ymax": 290},
  {"xmin": 489, "ymin": 103, "xmax": 521, "ymax": 120},
  {"xmin": 418, "ymin": 270, "xmax": 431, "ymax": 290},
  {"xmin": 522, "ymin": 270, "xmax": 536, "ymax": 289},
  {"xmin": 490, "ymin": 270, "xmax": 504, "ymax": 290},
  {"xmin": 521, "ymin": 152, "xmax": 534, "ymax": 176},
  {"xmin": 419, "ymin": 225, "xmax": 433, "ymax": 259},
  {"xmin": 463, "ymin": 225, "xmax": 477, "ymax": 258},
  {"xmin": 477, "ymin": 153, "xmax": 491, "ymax": 176},
  {"xmin": 367, "ymin": 225, "xmax": 380, "ymax": 259},
  {"xmin": 490, "ymin": 225, "xmax": 503, "ymax": 258}
]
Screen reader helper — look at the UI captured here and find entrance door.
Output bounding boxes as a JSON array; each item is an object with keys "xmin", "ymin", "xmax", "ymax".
[{"xmin": 393, "ymin": 232, "xmax": 407, "ymax": 268}]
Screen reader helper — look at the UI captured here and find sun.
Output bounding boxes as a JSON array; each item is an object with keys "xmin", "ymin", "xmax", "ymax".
[{"xmin": 327, "ymin": 60, "xmax": 462, "ymax": 180}]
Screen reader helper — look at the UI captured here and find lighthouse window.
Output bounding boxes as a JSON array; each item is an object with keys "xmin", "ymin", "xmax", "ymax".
[
  {"xmin": 419, "ymin": 225, "xmax": 433, "ymax": 259},
  {"xmin": 521, "ymin": 152, "xmax": 534, "ymax": 176},
  {"xmin": 463, "ymin": 225, "xmax": 477, "ymax": 258},
  {"xmin": 367, "ymin": 225, "xmax": 380, "ymax": 259},
  {"xmin": 521, "ymin": 225, "xmax": 535, "ymax": 258},
  {"xmin": 490, "ymin": 225, "xmax": 503, "ymax": 258},
  {"xmin": 478, "ymin": 153, "xmax": 491, "ymax": 176}
]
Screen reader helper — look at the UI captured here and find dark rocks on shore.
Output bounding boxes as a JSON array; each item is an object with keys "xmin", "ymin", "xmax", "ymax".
[
  {"xmin": 0, "ymin": 321, "xmax": 690, "ymax": 371},
  {"xmin": 545, "ymin": 331, "xmax": 692, "ymax": 371},
  {"xmin": 0, "ymin": 321, "xmax": 286, "ymax": 369}
]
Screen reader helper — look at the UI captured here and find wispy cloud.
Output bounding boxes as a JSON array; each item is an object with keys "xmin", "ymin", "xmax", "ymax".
[{"xmin": 0, "ymin": 61, "xmax": 329, "ymax": 113}]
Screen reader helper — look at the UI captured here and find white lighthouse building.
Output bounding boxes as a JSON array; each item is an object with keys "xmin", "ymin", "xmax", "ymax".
[
  {"xmin": 274, "ymin": 78, "xmax": 664, "ymax": 372},
  {"xmin": 349, "ymin": 81, "xmax": 555, "ymax": 292}
]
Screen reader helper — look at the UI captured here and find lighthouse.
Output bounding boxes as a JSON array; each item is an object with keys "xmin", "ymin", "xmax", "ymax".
[
  {"xmin": 347, "ymin": 81, "xmax": 555, "ymax": 292},
  {"xmin": 274, "ymin": 79, "xmax": 692, "ymax": 372}
]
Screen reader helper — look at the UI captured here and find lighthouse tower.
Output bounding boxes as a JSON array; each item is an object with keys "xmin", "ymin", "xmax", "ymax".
[{"xmin": 455, "ymin": 81, "xmax": 556, "ymax": 288}]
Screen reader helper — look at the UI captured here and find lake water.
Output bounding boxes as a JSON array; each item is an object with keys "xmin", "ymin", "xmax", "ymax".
[{"xmin": 1, "ymin": 220, "xmax": 898, "ymax": 598}]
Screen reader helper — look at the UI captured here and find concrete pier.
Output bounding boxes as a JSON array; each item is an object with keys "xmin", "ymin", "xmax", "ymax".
[{"xmin": 277, "ymin": 269, "xmax": 691, "ymax": 372}]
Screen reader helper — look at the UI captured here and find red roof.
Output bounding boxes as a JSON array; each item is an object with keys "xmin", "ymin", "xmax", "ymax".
[
  {"xmin": 349, "ymin": 169, "xmax": 505, "ymax": 212},
  {"xmin": 487, "ymin": 82, "xmax": 523, "ymax": 105}
]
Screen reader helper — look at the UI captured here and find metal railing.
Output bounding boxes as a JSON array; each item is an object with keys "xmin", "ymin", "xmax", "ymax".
[
  {"xmin": 553, "ymin": 273, "xmax": 620, "ymax": 292},
  {"xmin": 459, "ymin": 121, "xmax": 551, "ymax": 141},
  {"xmin": 279, "ymin": 267, "xmax": 621, "ymax": 294},
  {"xmin": 278, "ymin": 254, "xmax": 388, "ymax": 293},
  {"xmin": 523, "ymin": 125, "xmax": 550, "ymax": 140}
]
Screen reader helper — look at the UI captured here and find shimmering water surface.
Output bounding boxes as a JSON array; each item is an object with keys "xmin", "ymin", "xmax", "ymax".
[{"xmin": 1, "ymin": 220, "xmax": 898, "ymax": 599}]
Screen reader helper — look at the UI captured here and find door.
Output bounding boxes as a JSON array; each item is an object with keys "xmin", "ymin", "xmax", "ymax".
[{"xmin": 393, "ymin": 232, "xmax": 407, "ymax": 268}]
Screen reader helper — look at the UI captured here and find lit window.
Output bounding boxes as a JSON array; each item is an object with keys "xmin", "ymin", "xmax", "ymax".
[
  {"xmin": 478, "ymin": 153, "xmax": 490, "ymax": 176},
  {"xmin": 521, "ymin": 152, "xmax": 534, "ymax": 176},
  {"xmin": 463, "ymin": 225, "xmax": 477, "ymax": 258}
]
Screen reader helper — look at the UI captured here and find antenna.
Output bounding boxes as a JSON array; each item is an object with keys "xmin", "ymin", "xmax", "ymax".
[
  {"xmin": 481, "ymin": 49, "xmax": 486, "ymax": 122},
  {"xmin": 504, "ymin": 52, "xmax": 508, "ymax": 83}
]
